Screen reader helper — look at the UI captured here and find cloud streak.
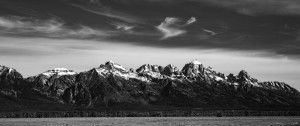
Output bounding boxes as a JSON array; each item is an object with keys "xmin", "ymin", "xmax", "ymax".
[
  {"xmin": 202, "ymin": 28, "xmax": 216, "ymax": 36},
  {"xmin": 0, "ymin": 16, "xmax": 109, "ymax": 38},
  {"xmin": 69, "ymin": 3, "xmax": 142, "ymax": 23}
]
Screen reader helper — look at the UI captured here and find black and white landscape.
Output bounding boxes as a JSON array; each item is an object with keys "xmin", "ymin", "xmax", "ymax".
[
  {"xmin": 0, "ymin": 60, "xmax": 300, "ymax": 112},
  {"xmin": 1, "ymin": 0, "xmax": 300, "ymax": 118}
]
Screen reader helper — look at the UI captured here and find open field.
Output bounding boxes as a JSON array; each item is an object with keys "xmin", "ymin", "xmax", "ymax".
[{"xmin": 0, "ymin": 117, "xmax": 300, "ymax": 126}]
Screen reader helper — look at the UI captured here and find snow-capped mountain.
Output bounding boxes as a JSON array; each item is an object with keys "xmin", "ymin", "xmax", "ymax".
[
  {"xmin": 181, "ymin": 60, "xmax": 226, "ymax": 83},
  {"xmin": 0, "ymin": 60, "xmax": 300, "ymax": 110},
  {"xmin": 26, "ymin": 68, "xmax": 77, "ymax": 86},
  {"xmin": 24, "ymin": 68, "xmax": 77, "ymax": 96},
  {"xmin": 94, "ymin": 61, "xmax": 149, "ymax": 81},
  {"xmin": 0, "ymin": 65, "xmax": 23, "ymax": 97},
  {"xmin": 0, "ymin": 65, "xmax": 23, "ymax": 83}
]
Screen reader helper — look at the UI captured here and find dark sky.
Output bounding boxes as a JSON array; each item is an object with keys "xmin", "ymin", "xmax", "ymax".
[
  {"xmin": 0, "ymin": 0, "xmax": 300, "ymax": 89},
  {"xmin": 1, "ymin": 0, "xmax": 300, "ymax": 57}
]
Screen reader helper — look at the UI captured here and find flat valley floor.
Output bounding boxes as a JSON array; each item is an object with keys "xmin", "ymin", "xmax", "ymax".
[{"xmin": 0, "ymin": 117, "xmax": 300, "ymax": 126}]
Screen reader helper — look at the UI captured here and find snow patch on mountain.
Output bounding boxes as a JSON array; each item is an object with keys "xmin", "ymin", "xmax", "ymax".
[
  {"xmin": 191, "ymin": 59, "xmax": 202, "ymax": 65},
  {"xmin": 42, "ymin": 68, "xmax": 76, "ymax": 77}
]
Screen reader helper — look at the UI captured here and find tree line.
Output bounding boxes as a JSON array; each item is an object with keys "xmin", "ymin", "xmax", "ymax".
[{"xmin": 1, "ymin": 110, "xmax": 300, "ymax": 118}]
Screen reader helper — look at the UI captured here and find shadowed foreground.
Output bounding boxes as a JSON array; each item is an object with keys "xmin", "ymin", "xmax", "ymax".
[{"xmin": 0, "ymin": 117, "xmax": 300, "ymax": 126}]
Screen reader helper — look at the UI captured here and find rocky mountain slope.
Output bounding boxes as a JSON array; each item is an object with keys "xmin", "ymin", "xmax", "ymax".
[{"xmin": 0, "ymin": 60, "xmax": 299, "ymax": 111}]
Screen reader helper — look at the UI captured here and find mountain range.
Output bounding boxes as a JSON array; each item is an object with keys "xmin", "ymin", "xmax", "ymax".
[{"xmin": 0, "ymin": 60, "xmax": 299, "ymax": 112}]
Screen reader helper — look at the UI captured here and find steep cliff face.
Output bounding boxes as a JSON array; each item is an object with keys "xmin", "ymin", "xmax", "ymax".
[{"xmin": 0, "ymin": 60, "xmax": 300, "ymax": 111}]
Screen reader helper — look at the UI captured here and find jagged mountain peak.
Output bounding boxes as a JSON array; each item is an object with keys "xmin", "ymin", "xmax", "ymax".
[
  {"xmin": 135, "ymin": 64, "xmax": 164, "ymax": 79},
  {"xmin": 237, "ymin": 69, "xmax": 255, "ymax": 82},
  {"xmin": 95, "ymin": 61, "xmax": 142, "ymax": 80},
  {"xmin": 105, "ymin": 61, "xmax": 116, "ymax": 65},
  {"xmin": 191, "ymin": 59, "xmax": 202, "ymax": 65},
  {"xmin": 100, "ymin": 61, "xmax": 128, "ymax": 72},
  {"xmin": 165, "ymin": 64, "xmax": 176, "ymax": 68},
  {"xmin": 0, "ymin": 65, "xmax": 22, "ymax": 78},
  {"xmin": 236, "ymin": 70, "xmax": 260, "ymax": 86},
  {"xmin": 136, "ymin": 64, "xmax": 163, "ymax": 73},
  {"xmin": 238, "ymin": 70, "xmax": 249, "ymax": 78},
  {"xmin": 182, "ymin": 59, "xmax": 204, "ymax": 70},
  {"xmin": 0, "ymin": 65, "xmax": 9, "ymax": 69},
  {"xmin": 93, "ymin": 62, "xmax": 152, "ymax": 82},
  {"xmin": 0, "ymin": 65, "xmax": 15, "ymax": 74},
  {"xmin": 181, "ymin": 60, "xmax": 205, "ymax": 78},
  {"xmin": 162, "ymin": 64, "xmax": 182, "ymax": 77},
  {"xmin": 53, "ymin": 68, "xmax": 69, "ymax": 71},
  {"xmin": 164, "ymin": 64, "xmax": 178, "ymax": 72}
]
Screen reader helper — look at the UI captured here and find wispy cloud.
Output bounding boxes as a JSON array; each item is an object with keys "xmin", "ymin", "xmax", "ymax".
[
  {"xmin": 186, "ymin": 17, "xmax": 197, "ymax": 25},
  {"xmin": 0, "ymin": 16, "xmax": 62, "ymax": 34},
  {"xmin": 156, "ymin": 17, "xmax": 186, "ymax": 39},
  {"xmin": 0, "ymin": 16, "xmax": 110, "ymax": 38},
  {"xmin": 202, "ymin": 28, "xmax": 216, "ymax": 36},
  {"xmin": 69, "ymin": 3, "xmax": 141, "ymax": 23},
  {"xmin": 111, "ymin": 22, "xmax": 135, "ymax": 31},
  {"xmin": 156, "ymin": 17, "xmax": 197, "ymax": 39}
]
